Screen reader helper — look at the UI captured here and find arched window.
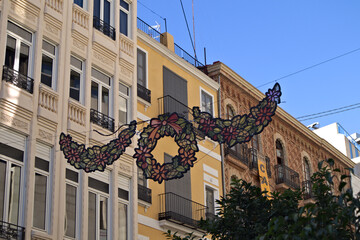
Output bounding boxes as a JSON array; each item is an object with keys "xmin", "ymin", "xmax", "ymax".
[
  {"xmin": 304, "ymin": 157, "xmax": 311, "ymax": 181},
  {"xmin": 276, "ymin": 139, "xmax": 285, "ymax": 165},
  {"xmin": 226, "ymin": 104, "xmax": 235, "ymax": 119}
]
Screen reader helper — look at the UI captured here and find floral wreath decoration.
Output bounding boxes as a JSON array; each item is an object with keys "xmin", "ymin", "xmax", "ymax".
[
  {"xmin": 134, "ymin": 112, "xmax": 198, "ymax": 183},
  {"xmin": 59, "ymin": 120, "xmax": 137, "ymax": 172},
  {"xmin": 193, "ymin": 83, "xmax": 281, "ymax": 147}
]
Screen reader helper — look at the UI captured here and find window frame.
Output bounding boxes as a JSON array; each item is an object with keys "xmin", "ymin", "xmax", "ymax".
[
  {"xmin": 41, "ymin": 40, "xmax": 57, "ymax": 90},
  {"xmin": 118, "ymin": 82, "xmax": 130, "ymax": 125},
  {"xmin": 200, "ymin": 87, "xmax": 215, "ymax": 116},
  {"xmin": 203, "ymin": 183, "xmax": 219, "ymax": 217},
  {"xmin": 119, "ymin": 0, "xmax": 130, "ymax": 37},
  {"xmin": 118, "ymin": 174, "xmax": 130, "ymax": 240},
  {"xmin": 91, "ymin": 68, "xmax": 112, "ymax": 117},
  {"xmin": 5, "ymin": 21, "xmax": 33, "ymax": 78},
  {"xmin": 69, "ymin": 56, "xmax": 84, "ymax": 103},
  {"xmin": 136, "ymin": 47, "xmax": 148, "ymax": 88},
  {"xmin": 94, "ymin": 0, "xmax": 114, "ymax": 26},
  {"xmin": 64, "ymin": 167, "xmax": 80, "ymax": 239}
]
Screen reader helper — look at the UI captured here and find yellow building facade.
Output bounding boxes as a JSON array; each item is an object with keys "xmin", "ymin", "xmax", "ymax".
[{"xmin": 136, "ymin": 25, "xmax": 223, "ymax": 239}]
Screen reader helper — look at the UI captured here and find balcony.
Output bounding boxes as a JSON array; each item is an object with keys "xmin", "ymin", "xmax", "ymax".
[
  {"xmin": 2, "ymin": 65, "xmax": 33, "ymax": 94},
  {"xmin": 137, "ymin": 84, "xmax": 151, "ymax": 103},
  {"xmin": 248, "ymin": 148, "xmax": 258, "ymax": 170},
  {"xmin": 90, "ymin": 108, "xmax": 115, "ymax": 132},
  {"xmin": 137, "ymin": 17, "xmax": 163, "ymax": 42},
  {"xmin": 159, "ymin": 192, "xmax": 207, "ymax": 230},
  {"xmin": 303, "ymin": 180, "xmax": 313, "ymax": 200},
  {"xmin": 274, "ymin": 164, "xmax": 300, "ymax": 190},
  {"xmin": 93, "ymin": 16, "xmax": 116, "ymax": 40},
  {"xmin": 0, "ymin": 220, "xmax": 25, "ymax": 240},
  {"xmin": 138, "ymin": 184, "xmax": 152, "ymax": 204},
  {"xmin": 224, "ymin": 145, "xmax": 249, "ymax": 166}
]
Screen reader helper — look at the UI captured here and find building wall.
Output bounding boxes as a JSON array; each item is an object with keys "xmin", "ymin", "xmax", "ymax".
[
  {"xmin": 206, "ymin": 62, "xmax": 354, "ymax": 195},
  {"xmin": 0, "ymin": 0, "xmax": 138, "ymax": 239}
]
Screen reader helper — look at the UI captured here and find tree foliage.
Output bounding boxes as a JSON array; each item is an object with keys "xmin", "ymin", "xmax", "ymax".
[{"xmin": 166, "ymin": 159, "xmax": 360, "ymax": 240}]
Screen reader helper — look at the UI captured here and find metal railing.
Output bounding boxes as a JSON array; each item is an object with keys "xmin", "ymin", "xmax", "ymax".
[
  {"xmin": 137, "ymin": 17, "xmax": 163, "ymax": 42},
  {"xmin": 2, "ymin": 65, "xmax": 33, "ymax": 94},
  {"xmin": 0, "ymin": 220, "xmax": 25, "ymax": 240},
  {"xmin": 93, "ymin": 16, "xmax": 116, "ymax": 40},
  {"xmin": 303, "ymin": 180, "xmax": 313, "ymax": 200},
  {"xmin": 159, "ymin": 192, "xmax": 207, "ymax": 229},
  {"xmin": 137, "ymin": 84, "xmax": 151, "ymax": 103},
  {"xmin": 138, "ymin": 184, "xmax": 152, "ymax": 204},
  {"xmin": 224, "ymin": 144, "xmax": 249, "ymax": 166},
  {"xmin": 249, "ymin": 148, "xmax": 258, "ymax": 170},
  {"xmin": 174, "ymin": 43, "xmax": 204, "ymax": 68},
  {"xmin": 90, "ymin": 108, "xmax": 115, "ymax": 132},
  {"xmin": 274, "ymin": 164, "xmax": 300, "ymax": 189}
]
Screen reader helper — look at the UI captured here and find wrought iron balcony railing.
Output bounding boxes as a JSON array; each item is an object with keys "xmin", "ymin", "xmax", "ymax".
[
  {"xmin": 0, "ymin": 220, "xmax": 25, "ymax": 240},
  {"xmin": 303, "ymin": 180, "xmax": 313, "ymax": 200},
  {"xmin": 90, "ymin": 108, "xmax": 115, "ymax": 132},
  {"xmin": 224, "ymin": 144, "xmax": 249, "ymax": 166},
  {"xmin": 137, "ymin": 84, "xmax": 151, "ymax": 103},
  {"xmin": 2, "ymin": 65, "xmax": 34, "ymax": 94},
  {"xmin": 137, "ymin": 17, "xmax": 163, "ymax": 42},
  {"xmin": 138, "ymin": 184, "xmax": 152, "ymax": 204},
  {"xmin": 275, "ymin": 164, "xmax": 300, "ymax": 189},
  {"xmin": 93, "ymin": 16, "xmax": 116, "ymax": 40},
  {"xmin": 159, "ymin": 192, "xmax": 207, "ymax": 229}
]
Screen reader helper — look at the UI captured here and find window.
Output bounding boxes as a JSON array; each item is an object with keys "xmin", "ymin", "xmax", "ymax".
[
  {"xmin": 70, "ymin": 56, "xmax": 84, "ymax": 102},
  {"xmin": 137, "ymin": 49, "xmax": 147, "ymax": 88},
  {"xmin": 88, "ymin": 176, "xmax": 109, "ymax": 240},
  {"xmin": 41, "ymin": 40, "xmax": 57, "ymax": 89},
  {"xmin": 120, "ymin": 0, "xmax": 130, "ymax": 36},
  {"xmin": 205, "ymin": 187, "xmax": 215, "ymax": 220},
  {"xmin": 93, "ymin": 0, "xmax": 112, "ymax": 26},
  {"xmin": 65, "ymin": 169, "xmax": 79, "ymax": 238},
  {"xmin": 349, "ymin": 142, "xmax": 354, "ymax": 159},
  {"xmin": 119, "ymin": 82, "xmax": 130, "ymax": 125},
  {"xmin": 201, "ymin": 90, "xmax": 213, "ymax": 115},
  {"xmin": 265, "ymin": 156, "xmax": 271, "ymax": 178},
  {"xmin": 91, "ymin": 68, "xmax": 111, "ymax": 116},
  {"xmin": 5, "ymin": 21, "xmax": 32, "ymax": 77},
  {"xmin": 226, "ymin": 104, "xmax": 235, "ymax": 119},
  {"xmin": 74, "ymin": 0, "xmax": 83, "ymax": 8},
  {"xmin": 118, "ymin": 175, "xmax": 129, "ymax": 240},
  {"xmin": 276, "ymin": 139, "xmax": 285, "ymax": 165},
  {"xmin": 304, "ymin": 157, "xmax": 311, "ymax": 181},
  {"xmin": 250, "ymin": 135, "xmax": 260, "ymax": 168},
  {"xmin": 33, "ymin": 143, "xmax": 52, "ymax": 231}
]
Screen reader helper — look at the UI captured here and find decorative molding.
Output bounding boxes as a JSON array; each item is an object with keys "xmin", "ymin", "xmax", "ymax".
[
  {"xmin": 38, "ymin": 129, "xmax": 53, "ymax": 142},
  {"xmin": 0, "ymin": 112, "xmax": 28, "ymax": 131},
  {"xmin": 9, "ymin": 0, "xmax": 39, "ymax": 26}
]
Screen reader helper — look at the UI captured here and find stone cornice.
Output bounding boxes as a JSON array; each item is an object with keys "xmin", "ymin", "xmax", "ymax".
[
  {"xmin": 209, "ymin": 62, "xmax": 355, "ymax": 168},
  {"xmin": 137, "ymin": 30, "xmax": 220, "ymax": 91}
]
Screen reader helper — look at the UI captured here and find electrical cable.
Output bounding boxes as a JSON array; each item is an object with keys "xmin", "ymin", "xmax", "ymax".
[
  {"xmin": 297, "ymin": 102, "xmax": 360, "ymax": 120},
  {"xmin": 256, "ymin": 47, "xmax": 360, "ymax": 89},
  {"xmin": 179, "ymin": 0, "xmax": 197, "ymax": 59},
  {"xmin": 298, "ymin": 105, "xmax": 360, "ymax": 122},
  {"xmin": 138, "ymin": 1, "xmax": 166, "ymax": 20}
]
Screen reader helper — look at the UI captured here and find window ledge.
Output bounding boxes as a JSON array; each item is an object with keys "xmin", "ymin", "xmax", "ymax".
[
  {"xmin": 137, "ymin": 97, "xmax": 151, "ymax": 108},
  {"xmin": 138, "ymin": 199, "xmax": 152, "ymax": 209},
  {"xmin": 159, "ymin": 220, "xmax": 206, "ymax": 237},
  {"xmin": 31, "ymin": 229, "xmax": 52, "ymax": 240}
]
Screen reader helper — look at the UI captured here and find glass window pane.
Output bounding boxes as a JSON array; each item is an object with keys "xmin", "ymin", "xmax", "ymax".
[
  {"xmin": 119, "ymin": 83, "xmax": 129, "ymax": 96},
  {"xmin": 102, "ymin": 87, "xmax": 109, "ymax": 116},
  {"xmin": 65, "ymin": 184, "xmax": 77, "ymax": 238},
  {"xmin": 35, "ymin": 157, "xmax": 49, "ymax": 172},
  {"xmin": 137, "ymin": 50, "xmax": 146, "ymax": 86},
  {"xmin": 104, "ymin": 0, "xmax": 110, "ymax": 25},
  {"xmin": 99, "ymin": 196, "xmax": 108, "ymax": 240},
  {"xmin": 8, "ymin": 164, "xmax": 21, "ymax": 225},
  {"xmin": 92, "ymin": 69, "xmax": 110, "ymax": 86},
  {"xmin": 66, "ymin": 169, "xmax": 78, "ymax": 183},
  {"xmin": 120, "ymin": 0, "xmax": 129, "ymax": 10},
  {"xmin": 89, "ymin": 178, "xmax": 109, "ymax": 193},
  {"xmin": 7, "ymin": 21, "xmax": 32, "ymax": 42},
  {"xmin": 42, "ymin": 41, "xmax": 55, "ymax": 55},
  {"xmin": 91, "ymin": 81, "xmax": 99, "ymax": 110},
  {"xmin": 33, "ymin": 173, "xmax": 47, "ymax": 229},
  {"xmin": 118, "ymin": 202, "xmax": 127, "ymax": 240},
  {"xmin": 71, "ymin": 56, "xmax": 82, "ymax": 70},
  {"xmin": 120, "ymin": 10, "xmax": 128, "ymax": 36},
  {"xmin": 74, "ymin": 0, "xmax": 83, "ymax": 7},
  {"xmin": 119, "ymin": 95, "xmax": 127, "ymax": 124},
  {"xmin": 41, "ymin": 54, "xmax": 53, "ymax": 87},
  {"xmin": 19, "ymin": 43, "xmax": 29, "ymax": 76},
  {"xmin": 0, "ymin": 160, "xmax": 6, "ymax": 221},
  {"xmin": 70, "ymin": 70, "xmax": 81, "ymax": 101},
  {"xmin": 5, "ymin": 36, "xmax": 16, "ymax": 69},
  {"xmin": 93, "ymin": 0, "xmax": 100, "ymax": 18},
  {"xmin": 88, "ymin": 192, "xmax": 96, "ymax": 240}
]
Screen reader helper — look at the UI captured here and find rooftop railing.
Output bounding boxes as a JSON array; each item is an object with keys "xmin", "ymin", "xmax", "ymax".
[
  {"xmin": 137, "ymin": 17, "xmax": 162, "ymax": 42},
  {"xmin": 90, "ymin": 108, "xmax": 115, "ymax": 132},
  {"xmin": 0, "ymin": 220, "xmax": 25, "ymax": 240},
  {"xmin": 159, "ymin": 192, "xmax": 207, "ymax": 230},
  {"xmin": 275, "ymin": 164, "xmax": 300, "ymax": 189},
  {"xmin": 2, "ymin": 65, "xmax": 34, "ymax": 94},
  {"xmin": 93, "ymin": 16, "xmax": 116, "ymax": 40},
  {"xmin": 174, "ymin": 43, "xmax": 204, "ymax": 68}
]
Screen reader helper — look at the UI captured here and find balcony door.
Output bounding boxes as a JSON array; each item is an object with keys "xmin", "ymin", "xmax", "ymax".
[
  {"xmin": 163, "ymin": 67, "xmax": 188, "ymax": 119},
  {"xmin": 93, "ymin": 0, "xmax": 111, "ymax": 25}
]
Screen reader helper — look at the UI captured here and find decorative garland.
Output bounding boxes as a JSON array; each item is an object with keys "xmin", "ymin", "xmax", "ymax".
[
  {"xmin": 59, "ymin": 121, "xmax": 137, "ymax": 172},
  {"xmin": 193, "ymin": 83, "xmax": 281, "ymax": 147},
  {"xmin": 134, "ymin": 112, "xmax": 198, "ymax": 183},
  {"xmin": 59, "ymin": 83, "xmax": 281, "ymax": 183}
]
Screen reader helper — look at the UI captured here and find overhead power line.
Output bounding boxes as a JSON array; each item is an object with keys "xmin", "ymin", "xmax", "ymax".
[
  {"xmin": 256, "ymin": 47, "xmax": 360, "ymax": 89},
  {"xmin": 297, "ymin": 102, "xmax": 360, "ymax": 120},
  {"xmin": 138, "ymin": 1, "xmax": 166, "ymax": 20},
  {"xmin": 298, "ymin": 105, "xmax": 360, "ymax": 122}
]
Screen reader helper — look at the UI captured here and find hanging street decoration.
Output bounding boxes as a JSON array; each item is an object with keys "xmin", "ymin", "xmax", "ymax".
[{"xmin": 59, "ymin": 83, "xmax": 281, "ymax": 182}]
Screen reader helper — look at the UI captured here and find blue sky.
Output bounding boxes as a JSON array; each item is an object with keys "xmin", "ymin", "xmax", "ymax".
[{"xmin": 138, "ymin": 0, "xmax": 360, "ymax": 135}]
